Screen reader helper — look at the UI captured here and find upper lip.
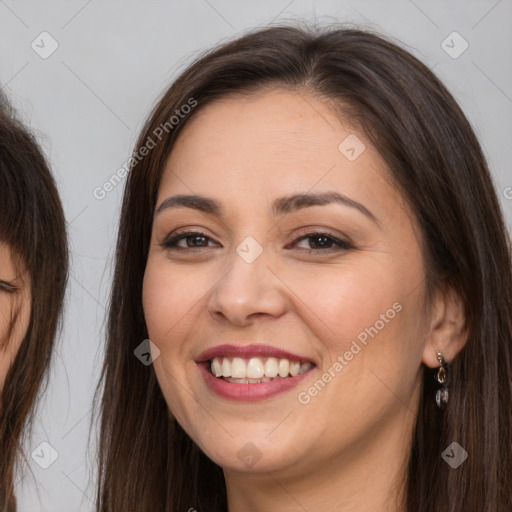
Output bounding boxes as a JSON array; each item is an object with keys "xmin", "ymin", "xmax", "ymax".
[{"xmin": 196, "ymin": 344, "xmax": 316, "ymax": 365}]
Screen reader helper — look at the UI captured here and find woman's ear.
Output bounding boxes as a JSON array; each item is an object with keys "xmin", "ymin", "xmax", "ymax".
[{"xmin": 422, "ymin": 284, "xmax": 468, "ymax": 368}]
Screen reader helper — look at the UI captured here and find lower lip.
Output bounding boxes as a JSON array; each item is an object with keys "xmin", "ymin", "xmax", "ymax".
[{"xmin": 198, "ymin": 362, "xmax": 315, "ymax": 402}]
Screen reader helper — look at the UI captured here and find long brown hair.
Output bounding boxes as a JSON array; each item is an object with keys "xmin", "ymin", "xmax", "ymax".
[
  {"xmin": 96, "ymin": 24, "xmax": 512, "ymax": 511},
  {"xmin": 0, "ymin": 93, "xmax": 68, "ymax": 511}
]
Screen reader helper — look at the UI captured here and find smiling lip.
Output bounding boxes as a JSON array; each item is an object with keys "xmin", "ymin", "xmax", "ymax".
[
  {"xmin": 196, "ymin": 344, "xmax": 315, "ymax": 364},
  {"xmin": 196, "ymin": 343, "xmax": 316, "ymax": 402},
  {"xmin": 198, "ymin": 362, "xmax": 315, "ymax": 402}
]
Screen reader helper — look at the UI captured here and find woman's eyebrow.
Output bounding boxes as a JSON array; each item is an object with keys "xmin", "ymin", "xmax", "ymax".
[{"xmin": 156, "ymin": 192, "xmax": 380, "ymax": 226}]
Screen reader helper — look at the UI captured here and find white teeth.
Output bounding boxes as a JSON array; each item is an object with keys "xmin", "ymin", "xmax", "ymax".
[
  {"xmin": 289, "ymin": 361, "xmax": 300, "ymax": 377},
  {"xmin": 225, "ymin": 376, "xmax": 272, "ymax": 384},
  {"xmin": 298, "ymin": 362, "xmax": 314, "ymax": 375},
  {"xmin": 264, "ymin": 357, "xmax": 279, "ymax": 377},
  {"xmin": 209, "ymin": 356, "xmax": 314, "ymax": 380},
  {"xmin": 211, "ymin": 358, "xmax": 223, "ymax": 377},
  {"xmin": 247, "ymin": 358, "xmax": 265, "ymax": 379},
  {"xmin": 278, "ymin": 359, "xmax": 289, "ymax": 378},
  {"xmin": 221, "ymin": 358, "xmax": 230, "ymax": 378},
  {"xmin": 231, "ymin": 357, "xmax": 246, "ymax": 378}
]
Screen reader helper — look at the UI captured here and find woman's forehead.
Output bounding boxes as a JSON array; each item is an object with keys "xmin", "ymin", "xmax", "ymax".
[{"xmin": 157, "ymin": 90, "xmax": 404, "ymax": 227}]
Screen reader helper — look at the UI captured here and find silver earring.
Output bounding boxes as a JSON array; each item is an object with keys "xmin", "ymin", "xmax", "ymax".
[{"xmin": 435, "ymin": 350, "xmax": 450, "ymax": 410}]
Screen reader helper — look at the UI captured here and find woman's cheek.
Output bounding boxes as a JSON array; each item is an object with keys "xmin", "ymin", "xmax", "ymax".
[
  {"xmin": 293, "ymin": 267, "xmax": 396, "ymax": 340},
  {"xmin": 143, "ymin": 263, "xmax": 178, "ymax": 341},
  {"xmin": 142, "ymin": 261, "xmax": 204, "ymax": 344}
]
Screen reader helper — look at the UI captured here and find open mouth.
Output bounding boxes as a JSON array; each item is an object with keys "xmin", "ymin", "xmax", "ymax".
[{"xmin": 207, "ymin": 356, "xmax": 315, "ymax": 384}]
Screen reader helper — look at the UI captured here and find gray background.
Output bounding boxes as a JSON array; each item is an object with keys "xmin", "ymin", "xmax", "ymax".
[{"xmin": 1, "ymin": 1, "xmax": 511, "ymax": 510}]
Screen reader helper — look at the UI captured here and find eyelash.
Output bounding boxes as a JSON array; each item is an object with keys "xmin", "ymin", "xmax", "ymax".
[
  {"xmin": 0, "ymin": 280, "xmax": 18, "ymax": 293},
  {"xmin": 160, "ymin": 230, "xmax": 354, "ymax": 254}
]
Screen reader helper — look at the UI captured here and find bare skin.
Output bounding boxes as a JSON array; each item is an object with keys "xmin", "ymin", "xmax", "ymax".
[
  {"xmin": 142, "ymin": 90, "xmax": 468, "ymax": 511},
  {"xmin": 0, "ymin": 243, "xmax": 31, "ymax": 400}
]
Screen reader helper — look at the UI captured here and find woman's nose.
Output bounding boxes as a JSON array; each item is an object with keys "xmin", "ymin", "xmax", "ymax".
[{"xmin": 207, "ymin": 240, "xmax": 288, "ymax": 327}]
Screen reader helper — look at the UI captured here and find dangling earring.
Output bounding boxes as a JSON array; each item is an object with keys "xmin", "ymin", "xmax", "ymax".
[{"xmin": 435, "ymin": 350, "xmax": 450, "ymax": 410}]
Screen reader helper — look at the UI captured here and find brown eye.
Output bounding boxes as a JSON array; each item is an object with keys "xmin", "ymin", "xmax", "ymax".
[
  {"xmin": 291, "ymin": 232, "xmax": 353, "ymax": 252},
  {"xmin": 161, "ymin": 231, "xmax": 218, "ymax": 250}
]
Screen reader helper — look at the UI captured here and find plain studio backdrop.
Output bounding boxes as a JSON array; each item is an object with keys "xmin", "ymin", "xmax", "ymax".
[{"xmin": 1, "ymin": 1, "xmax": 511, "ymax": 510}]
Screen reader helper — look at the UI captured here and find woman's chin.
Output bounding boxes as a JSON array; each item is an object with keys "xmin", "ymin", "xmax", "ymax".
[
  {"xmin": 196, "ymin": 434, "xmax": 309, "ymax": 474},
  {"xmin": 213, "ymin": 451, "xmax": 299, "ymax": 474}
]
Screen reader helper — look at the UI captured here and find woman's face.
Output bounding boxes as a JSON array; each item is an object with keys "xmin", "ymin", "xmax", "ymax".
[
  {"xmin": 0, "ymin": 243, "xmax": 31, "ymax": 396},
  {"xmin": 143, "ymin": 90, "xmax": 434, "ymax": 477}
]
